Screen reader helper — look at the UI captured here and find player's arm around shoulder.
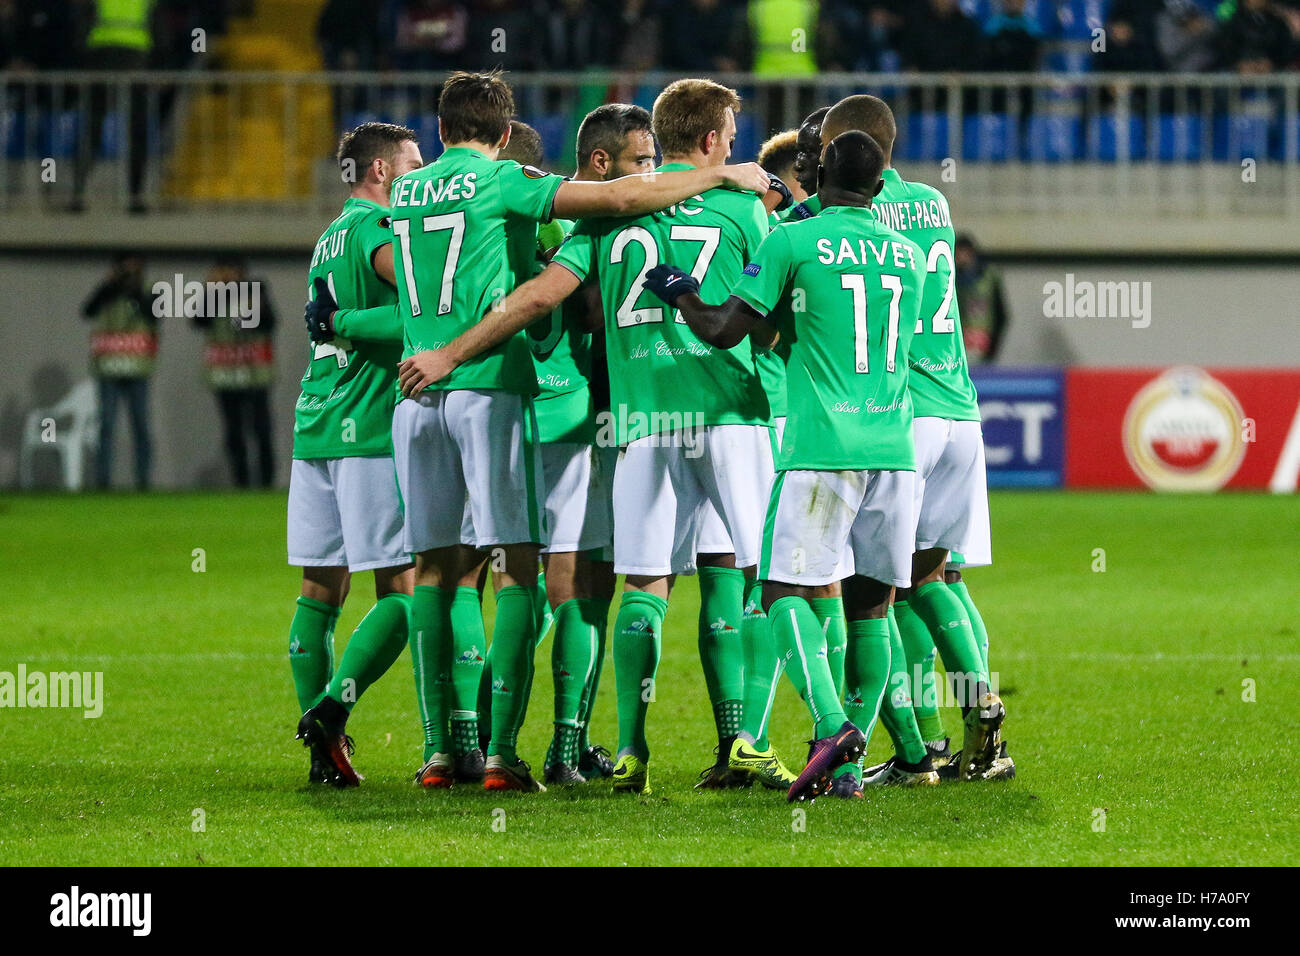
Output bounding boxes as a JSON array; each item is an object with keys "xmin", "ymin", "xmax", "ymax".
[
  {"xmin": 551, "ymin": 163, "xmax": 770, "ymax": 220},
  {"xmin": 397, "ymin": 261, "xmax": 581, "ymax": 398}
]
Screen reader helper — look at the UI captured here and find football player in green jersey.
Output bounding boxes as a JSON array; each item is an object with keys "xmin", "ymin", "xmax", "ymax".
[
  {"xmin": 736, "ymin": 107, "xmax": 859, "ymax": 794},
  {"xmin": 521, "ymin": 107, "xmax": 660, "ymax": 785},
  {"xmin": 393, "ymin": 79, "xmax": 789, "ymax": 795},
  {"xmin": 288, "ymin": 122, "xmax": 424, "ymax": 787},
  {"xmin": 821, "ymin": 95, "xmax": 1010, "ymax": 785},
  {"xmin": 389, "ymin": 72, "xmax": 770, "ymax": 793},
  {"xmin": 644, "ymin": 130, "xmax": 939, "ymax": 801}
]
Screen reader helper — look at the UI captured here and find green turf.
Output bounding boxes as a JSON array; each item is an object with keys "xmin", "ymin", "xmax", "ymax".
[{"xmin": 0, "ymin": 490, "xmax": 1294, "ymax": 866}]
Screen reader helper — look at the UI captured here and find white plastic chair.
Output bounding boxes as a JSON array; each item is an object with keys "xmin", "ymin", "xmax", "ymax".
[{"xmin": 19, "ymin": 379, "xmax": 99, "ymax": 491}]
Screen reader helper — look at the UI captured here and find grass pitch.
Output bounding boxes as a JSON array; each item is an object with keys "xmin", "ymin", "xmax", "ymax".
[{"xmin": 0, "ymin": 490, "xmax": 1294, "ymax": 866}]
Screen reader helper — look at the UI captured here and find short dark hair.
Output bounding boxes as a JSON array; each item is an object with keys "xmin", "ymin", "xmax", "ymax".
[
  {"xmin": 337, "ymin": 121, "xmax": 418, "ymax": 176},
  {"xmin": 822, "ymin": 95, "xmax": 897, "ymax": 160},
  {"xmin": 757, "ymin": 130, "xmax": 800, "ymax": 180},
  {"xmin": 437, "ymin": 70, "xmax": 514, "ymax": 146},
  {"xmin": 498, "ymin": 120, "xmax": 544, "ymax": 167},
  {"xmin": 652, "ymin": 78, "xmax": 741, "ymax": 158},
  {"xmin": 822, "ymin": 130, "xmax": 886, "ymax": 197},
  {"xmin": 576, "ymin": 103, "xmax": 653, "ymax": 169}
]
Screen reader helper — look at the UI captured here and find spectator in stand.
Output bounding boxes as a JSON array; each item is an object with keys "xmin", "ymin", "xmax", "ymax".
[
  {"xmin": 384, "ymin": 0, "xmax": 468, "ymax": 71},
  {"xmin": 470, "ymin": 0, "xmax": 538, "ymax": 71},
  {"xmin": 82, "ymin": 253, "xmax": 160, "ymax": 490},
  {"xmin": 612, "ymin": 0, "xmax": 661, "ymax": 72},
  {"xmin": 1157, "ymin": 0, "xmax": 1219, "ymax": 73},
  {"xmin": 749, "ymin": 0, "xmax": 817, "ymax": 75},
  {"xmin": 900, "ymin": 0, "xmax": 982, "ymax": 72},
  {"xmin": 899, "ymin": 0, "xmax": 982, "ymax": 113},
  {"xmin": 1096, "ymin": 1, "xmax": 1165, "ymax": 113},
  {"xmin": 543, "ymin": 0, "xmax": 623, "ymax": 70},
  {"xmin": 0, "ymin": 0, "xmax": 81, "ymax": 71},
  {"xmin": 982, "ymin": 0, "xmax": 1044, "ymax": 117},
  {"xmin": 954, "ymin": 235, "xmax": 1007, "ymax": 365},
  {"xmin": 660, "ymin": 0, "xmax": 748, "ymax": 73},
  {"xmin": 818, "ymin": 1, "xmax": 908, "ymax": 73},
  {"xmin": 1216, "ymin": 0, "xmax": 1293, "ymax": 73},
  {"xmin": 194, "ymin": 256, "xmax": 277, "ymax": 489},
  {"xmin": 982, "ymin": 0, "xmax": 1044, "ymax": 72},
  {"xmin": 73, "ymin": 0, "xmax": 157, "ymax": 214},
  {"xmin": 318, "ymin": 0, "xmax": 381, "ymax": 70}
]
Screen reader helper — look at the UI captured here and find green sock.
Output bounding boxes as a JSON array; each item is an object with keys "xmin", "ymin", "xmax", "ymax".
[
  {"xmin": 289, "ymin": 596, "xmax": 339, "ymax": 712},
  {"xmin": 534, "ymin": 570, "xmax": 553, "ymax": 643},
  {"xmin": 834, "ymin": 616, "xmax": 892, "ymax": 781},
  {"xmin": 949, "ymin": 579, "xmax": 990, "ymax": 674},
  {"xmin": 324, "ymin": 593, "xmax": 410, "ymax": 712},
  {"xmin": 410, "ymin": 585, "xmax": 453, "ymax": 760},
  {"xmin": 450, "ymin": 586, "xmax": 488, "ymax": 753},
  {"xmin": 768, "ymin": 595, "xmax": 847, "ymax": 739},
  {"xmin": 894, "ymin": 598, "xmax": 946, "ymax": 742},
  {"xmin": 577, "ymin": 595, "xmax": 611, "ymax": 752},
  {"xmin": 739, "ymin": 577, "xmax": 780, "ymax": 751},
  {"xmin": 697, "ymin": 566, "xmax": 745, "ymax": 741},
  {"xmin": 546, "ymin": 721, "xmax": 582, "ymax": 770},
  {"xmin": 486, "ymin": 585, "xmax": 538, "ymax": 763},
  {"xmin": 612, "ymin": 591, "xmax": 667, "ymax": 761},
  {"xmin": 551, "ymin": 598, "xmax": 597, "ymax": 727},
  {"xmin": 911, "ymin": 580, "xmax": 988, "ymax": 708},
  {"xmin": 879, "ymin": 606, "xmax": 928, "ymax": 764},
  {"xmin": 447, "ymin": 587, "xmax": 487, "ymax": 757},
  {"xmin": 810, "ymin": 596, "xmax": 847, "ymax": 699}
]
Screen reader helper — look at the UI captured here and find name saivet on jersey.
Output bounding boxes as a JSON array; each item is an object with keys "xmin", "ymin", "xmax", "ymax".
[
  {"xmin": 390, "ymin": 146, "xmax": 564, "ymax": 395},
  {"xmin": 872, "ymin": 169, "xmax": 980, "ymax": 421},
  {"xmin": 296, "ymin": 197, "xmax": 401, "ymax": 460},
  {"xmin": 551, "ymin": 162, "xmax": 771, "ymax": 445},
  {"xmin": 731, "ymin": 205, "xmax": 926, "ymax": 472}
]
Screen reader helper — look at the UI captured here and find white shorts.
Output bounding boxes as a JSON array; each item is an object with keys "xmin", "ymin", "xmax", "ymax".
[
  {"xmin": 540, "ymin": 441, "xmax": 613, "ymax": 555},
  {"xmin": 287, "ymin": 456, "xmax": 408, "ymax": 572},
  {"xmin": 392, "ymin": 389, "xmax": 546, "ymax": 554},
  {"xmin": 760, "ymin": 469, "xmax": 917, "ymax": 588},
  {"xmin": 912, "ymin": 417, "xmax": 992, "ymax": 568},
  {"xmin": 612, "ymin": 423, "xmax": 774, "ymax": 576}
]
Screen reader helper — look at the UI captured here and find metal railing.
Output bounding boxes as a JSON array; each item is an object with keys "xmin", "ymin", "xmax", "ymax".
[{"xmin": 1, "ymin": 71, "xmax": 1297, "ymax": 219}]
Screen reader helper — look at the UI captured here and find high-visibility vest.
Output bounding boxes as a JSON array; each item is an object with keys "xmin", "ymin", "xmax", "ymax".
[
  {"xmin": 204, "ymin": 318, "xmax": 275, "ymax": 390},
  {"xmin": 90, "ymin": 297, "xmax": 158, "ymax": 379},
  {"xmin": 750, "ymin": 0, "xmax": 818, "ymax": 76},
  {"xmin": 87, "ymin": 0, "xmax": 154, "ymax": 53}
]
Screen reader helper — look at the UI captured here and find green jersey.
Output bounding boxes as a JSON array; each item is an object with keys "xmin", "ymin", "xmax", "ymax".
[
  {"xmin": 552, "ymin": 162, "xmax": 771, "ymax": 445},
  {"xmin": 731, "ymin": 205, "xmax": 926, "ymax": 472},
  {"xmin": 777, "ymin": 192, "xmax": 821, "ymax": 223},
  {"xmin": 872, "ymin": 169, "xmax": 980, "ymax": 421},
  {"xmin": 390, "ymin": 146, "xmax": 564, "ymax": 395},
  {"xmin": 295, "ymin": 197, "xmax": 401, "ymax": 460},
  {"xmin": 528, "ymin": 218, "xmax": 596, "ymax": 444}
]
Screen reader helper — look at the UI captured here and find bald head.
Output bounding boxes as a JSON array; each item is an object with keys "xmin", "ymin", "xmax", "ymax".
[
  {"xmin": 818, "ymin": 130, "xmax": 886, "ymax": 205},
  {"xmin": 822, "ymin": 95, "xmax": 897, "ymax": 166}
]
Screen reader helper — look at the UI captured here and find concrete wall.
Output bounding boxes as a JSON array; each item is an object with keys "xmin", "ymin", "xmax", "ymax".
[{"xmin": 1, "ymin": 252, "xmax": 1297, "ymax": 489}]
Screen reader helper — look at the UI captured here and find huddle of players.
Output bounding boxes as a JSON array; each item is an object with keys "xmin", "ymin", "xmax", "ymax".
[{"xmin": 288, "ymin": 70, "xmax": 1014, "ymax": 801}]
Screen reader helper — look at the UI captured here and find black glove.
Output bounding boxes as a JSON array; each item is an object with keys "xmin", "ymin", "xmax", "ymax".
[
  {"xmin": 766, "ymin": 173, "xmax": 793, "ymax": 212},
  {"xmin": 642, "ymin": 264, "xmax": 700, "ymax": 307},
  {"xmin": 304, "ymin": 276, "xmax": 337, "ymax": 342}
]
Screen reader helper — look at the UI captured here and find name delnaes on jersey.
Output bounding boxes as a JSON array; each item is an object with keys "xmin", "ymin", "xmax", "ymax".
[{"xmin": 391, "ymin": 171, "xmax": 478, "ymax": 207}]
